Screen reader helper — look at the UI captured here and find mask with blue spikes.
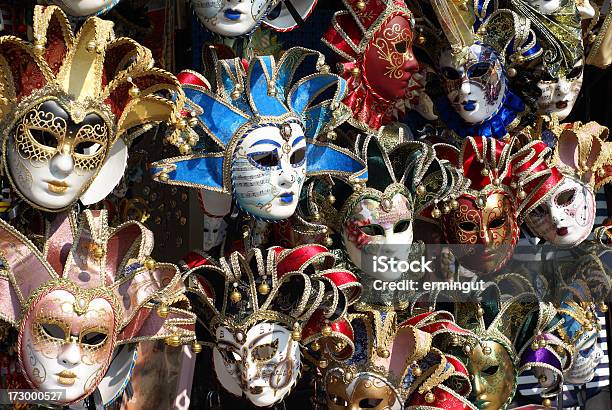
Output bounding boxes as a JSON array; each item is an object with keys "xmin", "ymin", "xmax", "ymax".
[{"xmin": 151, "ymin": 48, "xmax": 367, "ymax": 222}]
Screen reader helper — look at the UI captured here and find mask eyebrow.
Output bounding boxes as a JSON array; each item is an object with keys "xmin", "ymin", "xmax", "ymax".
[
  {"xmin": 250, "ymin": 139, "xmax": 281, "ymax": 148},
  {"xmin": 248, "ymin": 329, "xmax": 284, "ymax": 348},
  {"xmin": 291, "ymin": 135, "xmax": 305, "ymax": 147}
]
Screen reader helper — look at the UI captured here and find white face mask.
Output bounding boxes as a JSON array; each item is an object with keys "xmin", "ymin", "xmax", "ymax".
[
  {"xmin": 565, "ymin": 330, "xmax": 604, "ymax": 384},
  {"xmin": 6, "ymin": 99, "xmax": 110, "ymax": 210},
  {"xmin": 577, "ymin": 0, "xmax": 596, "ymax": 19},
  {"xmin": 212, "ymin": 322, "xmax": 300, "ymax": 407},
  {"xmin": 342, "ymin": 193, "xmax": 413, "ymax": 281},
  {"xmin": 537, "ymin": 62, "xmax": 584, "ymax": 121},
  {"xmin": 193, "ymin": 0, "xmax": 275, "ymax": 37},
  {"xmin": 52, "ymin": 0, "xmax": 120, "ymax": 17},
  {"xmin": 231, "ymin": 122, "xmax": 306, "ymax": 221},
  {"xmin": 439, "ymin": 44, "xmax": 506, "ymax": 125},
  {"xmin": 525, "ymin": 177, "xmax": 595, "ymax": 247},
  {"xmin": 202, "ymin": 215, "xmax": 227, "ymax": 251},
  {"xmin": 20, "ymin": 289, "xmax": 116, "ymax": 404},
  {"xmin": 526, "ymin": 0, "xmax": 562, "ymax": 14}
]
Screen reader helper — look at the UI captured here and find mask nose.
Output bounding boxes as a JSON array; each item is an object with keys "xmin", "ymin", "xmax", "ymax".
[
  {"xmin": 49, "ymin": 152, "xmax": 74, "ymax": 179},
  {"xmin": 277, "ymin": 160, "xmax": 295, "ymax": 189},
  {"xmin": 460, "ymin": 80, "xmax": 471, "ymax": 96},
  {"xmin": 58, "ymin": 340, "xmax": 81, "ymax": 366},
  {"xmin": 557, "ymin": 77, "xmax": 571, "ymax": 94},
  {"xmin": 550, "ymin": 205, "xmax": 565, "ymax": 226},
  {"xmin": 473, "ymin": 374, "xmax": 486, "ymax": 397}
]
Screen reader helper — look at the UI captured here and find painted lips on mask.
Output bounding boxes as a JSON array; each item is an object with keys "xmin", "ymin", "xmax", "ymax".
[
  {"xmin": 462, "ymin": 100, "xmax": 477, "ymax": 111},
  {"xmin": 224, "ymin": 9, "xmax": 242, "ymax": 20}
]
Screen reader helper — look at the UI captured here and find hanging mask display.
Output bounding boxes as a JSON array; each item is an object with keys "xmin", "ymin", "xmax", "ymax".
[
  {"xmin": 322, "ymin": 0, "xmax": 421, "ymax": 132},
  {"xmin": 191, "ymin": 0, "xmax": 318, "ymax": 37},
  {"xmin": 50, "ymin": 0, "xmax": 121, "ymax": 17},
  {"xmin": 151, "ymin": 48, "xmax": 366, "ymax": 223},
  {"xmin": 0, "ymin": 210, "xmax": 196, "ymax": 405},
  {"xmin": 322, "ymin": 308, "xmax": 476, "ymax": 410},
  {"xmin": 525, "ymin": 121, "xmax": 611, "ymax": 247},
  {"xmin": 438, "ymin": 137, "xmax": 556, "ymax": 274},
  {"xmin": 0, "ymin": 6, "xmax": 184, "ymax": 212},
  {"xmin": 186, "ymin": 245, "xmax": 361, "ymax": 407},
  {"xmin": 429, "ymin": 3, "xmax": 541, "ymax": 139}
]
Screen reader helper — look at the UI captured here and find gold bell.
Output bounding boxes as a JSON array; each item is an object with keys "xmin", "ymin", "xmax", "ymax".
[
  {"xmin": 531, "ymin": 341, "xmax": 540, "ymax": 351},
  {"xmin": 450, "ymin": 199, "xmax": 459, "ymax": 210},
  {"xmin": 322, "ymin": 324, "xmax": 333, "ymax": 337},
  {"xmin": 230, "ymin": 289, "xmax": 242, "ymax": 303},
  {"xmin": 425, "ymin": 391, "xmax": 435, "ymax": 404},
  {"xmin": 482, "ymin": 345, "xmax": 492, "ymax": 355},
  {"xmin": 292, "ymin": 325, "xmax": 302, "ymax": 341},
  {"xmin": 179, "ymin": 144, "xmax": 191, "ymax": 155},
  {"xmin": 231, "ymin": 89, "xmax": 241, "ymax": 100},
  {"xmin": 86, "ymin": 40, "xmax": 97, "ymax": 52},
  {"xmin": 417, "ymin": 35, "xmax": 426, "ymax": 45},
  {"xmin": 515, "ymin": 55, "xmax": 525, "ymax": 64},
  {"xmin": 356, "ymin": 1, "xmax": 366, "ymax": 11},
  {"xmin": 327, "ymin": 194, "xmax": 336, "ymax": 204},
  {"xmin": 258, "ymin": 281, "xmax": 270, "ymax": 295},
  {"xmin": 188, "ymin": 117, "xmax": 198, "ymax": 127},
  {"xmin": 311, "ymin": 341, "xmax": 321, "ymax": 351},
  {"xmin": 165, "ymin": 335, "xmax": 181, "ymax": 347},
  {"xmin": 158, "ymin": 173, "xmax": 169, "ymax": 183},
  {"xmin": 324, "ymin": 236, "xmax": 334, "ymax": 247},
  {"xmin": 351, "ymin": 67, "xmax": 361, "ymax": 77},
  {"xmin": 477, "ymin": 307, "xmax": 484, "ymax": 317},
  {"xmin": 92, "ymin": 244, "xmax": 105, "ymax": 260},
  {"xmin": 543, "ymin": 398, "xmax": 552, "ymax": 408},
  {"xmin": 378, "ymin": 348, "xmax": 390, "ymax": 358},
  {"xmin": 539, "ymin": 339, "xmax": 547, "ymax": 348},
  {"xmin": 157, "ymin": 305, "xmax": 169, "ymax": 318},
  {"xmin": 334, "ymin": 341, "xmax": 345, "ymax": 352},
  {"xmin": 129, "ymin": 85, "xmax": 141, "ymax": 98},
  {"xmin": 431, "ymin": 208, "xmax": 442, "ymax": 219},
  {"xmin": 343, "ymin": 371, "xmax": 353, "ymax": 383},
  {"xmin": 518, "ymin": 190, "xmax": 527, "ymax": 200},
  {"xmin": 312, "ymin": 212, "xmax": 321, "ymax": 221},
  {"xmin": 507, "ymin": 68, "xmax": 517, "ymax": 78},
  {"xmin": 191, "ymin": 341, "xmax": 202, "ymax": 353},
  {"xmin": 144, "ymin": 257, "xmax": 156, "ymax": 270},
  {"xmin": 481, "ymin": 168, "xmax": 490, "ymax": 176},
  {"xmin": 319, "ymin": 359, "xmax": 328, "ymax": 369},
  {"xmin": 327, "ymin": 130, "xmax": 337, "ymax": 141},
  {"xmin": 413, "ymin": 365, "xmax": 422, "ymax": 377},
  {"xmin": 416, "ymin": 185, "xmax": 426, "ymax": 196}
]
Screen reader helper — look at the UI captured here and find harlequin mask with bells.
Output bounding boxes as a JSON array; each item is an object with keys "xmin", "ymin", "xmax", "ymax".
[
  {"xmin": 0, "ymin": 209, "xmax": 196, "ymax": 405},
  {"xmin": 151, "ymin": 48, "xmax": 367, "ymax": 223},
  {"xmin": 322, "ymin": 308, "xmax": 477, "ymax": 410},
  {"xmin": 191, "ymin": 0, "xmax": 318, "ymax": 37},
  {"xmin": 430, "ymin": 2, "xmax": 541, "ymax": 139},
  {"xmin": 0, "ymin": 6, "xmax": 184, "ymax": 212},
  {"xmin": 322, "ymin": 0, "xmax": 421, "ymax": 132},
  {"xmin": 439, "ymin": 137, "xmax": 555, "ymax": 275},
  {"xmin": 50, "ymin": 0, "xmax": 121, "ymax": 17},
  {"xmin": 185, "ymin": 245, "xmax": 361, "ymax": 407},
  {"xmin": 525, "ymin": 122, "xmax": 612, "ymax": 247}
]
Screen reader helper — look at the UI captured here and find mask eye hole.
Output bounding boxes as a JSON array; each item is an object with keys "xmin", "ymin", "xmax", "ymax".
[
  {"xmin": 290, "ymin": 147, "xmax": 306, "ymax": 166},
  {"xmin": 468, "ymin": 62, "xmax": 491, "ymax": 78},
  {"xmin": 30, "ymin": 129, "xmax": 58, "ymax": 148},
  {"xmin": 41, "ymin": 323, "xmax": 66, "ymax": 340},
  {"xmin": 442, "ymin": 67, "xmax": 461, "ymax": 80},
  {"xmin": 488, "ymin": 216, "xmax": 506, "ymax": 229},
  {"xmin": 219, "ymin": 347, "xmax": 241, "ymax": 365},
  {"xmin": 459, "ymin": 221, "xmax": 477, "ymax": 232},
  {"xmin": 359, "ymin": 398, "xmax": 384, "ymax": 408},
  {"xmin": 394, "ymin": 219, "xmax": 412, "ymax": 233},
  {"xmin": 359, "ymin": 224, "xmax": 385, "ymax": 236},
  {"xmin": 394, "ymin": 40, "xmax": 408, "ymax": 53},
  {"xmin": 481, "ymin": 364, "xmax": 499, "ymax": 376},
  {"xmin": 80, "ymin": 330, "xmax": 107, "ymax": 346},
  {"xmin": 75, "ymin": 141, "xmax": 103, "ymax": 156},
  {"xmin": 252, "ymin": 338, "xmax": 279, "ymax": 362},
  {"xmin": 249, "ymin": 151, "xmax": 280, "ymax": 168},
  {"xmin": 567, "ymin": 65, "xmax": 583, "ymax": 80},
  {"xmin": 556, "ymin": 188, "xmax": 576, "ymax": 206},
  {"xmin": 533, "ymin": 204, "xmax": 548, "ymax": 215},
  {"xmin": 328, "ymin": 393, "xmax": 349, "ymax": 406}
]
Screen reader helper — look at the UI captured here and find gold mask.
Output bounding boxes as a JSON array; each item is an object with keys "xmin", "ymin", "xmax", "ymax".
[
  {"xmin": 466, "ymin": 341, "xmax": 516, "ymax": 410},
  {"xmin": 327, "ymin": 372, "xmax": 401, "ymax": 410}
]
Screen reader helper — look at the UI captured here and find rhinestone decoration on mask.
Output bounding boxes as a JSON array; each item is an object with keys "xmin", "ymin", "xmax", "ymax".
[
  {"xmin": 0, "ymin": 5, "xmax": 184, "ymax": 212},
  {"xmin": 0, "ymin": 209, "xmax": 195, "ymax": 405},
  {"xmin": 185, "ymin": 245, "xmax": 361, "ymax": 407}
]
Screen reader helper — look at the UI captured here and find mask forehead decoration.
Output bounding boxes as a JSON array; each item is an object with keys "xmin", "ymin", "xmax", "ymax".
[
  {"xmin": 191, "ymin": 0, "xmax": 318, "ymax": 37},
  {"xmin": 150, "ymin": 48, "xmax": 367, "ymax": 223},
  {"xmin": 0, "ymin": 210, "xmax": 195, "ymax": 405},
  {"xmin": 455, "ymin": 287, "xmax": 568, "ymax": 409},
  {"xmin": 51, "ymin": 0, "xmax": 121, "ymax": 17},
  {"xmin": 439, "ymin": 137, "xmax": 559, "ymax": 274},
  {"xmin": 429, "ymin": 2, "xmax": 540, "ymax": 139},
  {"xmin": 186, "ymin": 245, "xmax": 361, "ymax": 407},
  {"xmin": 322, "ymin": 0, "xmax": 422, "ymax": 132},
  {"xmin": 0, "ymin": 6, "xmax": 184, "ymax": 212},
  {"xmin": 526, "ymin": 121, "xmax": 611, "ymax": 247},
  {"xmin": 323, "ymin": 308, "xmax": 476, "ymax": 409}
]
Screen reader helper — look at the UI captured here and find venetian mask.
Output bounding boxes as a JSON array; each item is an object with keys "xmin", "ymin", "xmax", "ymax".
[
  {"xmin": 365, "ymin": 14, "xmax": 419, "ymax": 101},
  {"xmin": 526, "ymin": 0, "xmax": 562, "ymax": 14},
  {"xmin": 6, "ymin": 99, "xmax": 110, "ymax": 211},
  {"xmin": 342, "ymin": 191, "xmax": 413, "ymax": 281},
  {"xmin": 51, "ymin": 0, "xmax": 121, "ymax": 17},
  {"xmin": 212, "ymin": 322, "xmax": 300, "ymax": 407},
  {"xmin": 537, "ymin": 60, "xmax": 584, "ymax": 120},
  {"xmin": 326, "ymin": 372, "xmax": 401, "ymax": 410},
  {"xmin": 439, "ymin": 44, "xmax": 506, "ymax": 125},
  {"xmin": 441, "ymin": 193, "xmax": 518, "ymax": 274},
  {"xmin": 19, "ymin": 288, "xmax": 117, "ymax": 403},
  {"xmin": 525, "ymin": 176, "xmax": 595, "ymax": 247},
  {"xmin": 202, "ymin": 215, "xmax": 227, "ymax": 251},
  {"xmin": 565, "ymin": 327, "xmax": 604, "ymax": 384},
  {"xmin": 232, "ymin": 122, "xmax": 306, "ymax": 221},
  {"xmin": 192, "ymin": 0, "xmax": 274, "ymax": 37},
  {"xmin": 466, "ymin": 341, "xmax": 516, "ymax": 410}
]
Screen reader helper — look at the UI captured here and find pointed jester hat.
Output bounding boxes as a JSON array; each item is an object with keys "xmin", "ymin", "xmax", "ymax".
[
  {"xmin": 0, "ymin": 209, "xmax": 195, "ymax": 405},
  {"xmin": 151, "ymin": 47, "xmax": 367, "ymax": 222}
]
